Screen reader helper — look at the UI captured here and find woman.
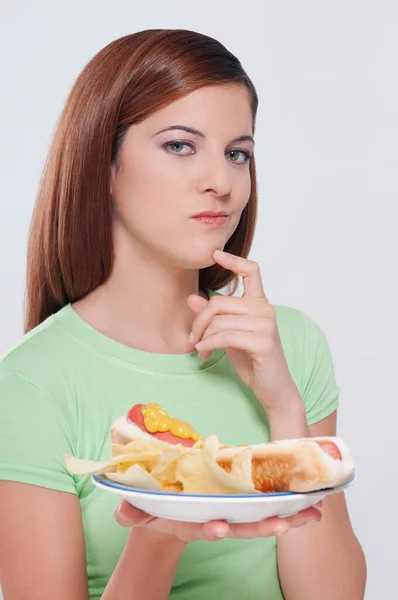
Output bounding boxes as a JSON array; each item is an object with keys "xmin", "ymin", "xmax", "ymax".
[{"xmin": 0, "ymin": 29, "xmax": 366, "ymax": 599}]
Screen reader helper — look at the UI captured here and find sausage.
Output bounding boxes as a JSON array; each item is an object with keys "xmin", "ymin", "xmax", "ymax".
[{"xmin": 127, "ymin": 404, "xmax": 196, "ymax": 448}]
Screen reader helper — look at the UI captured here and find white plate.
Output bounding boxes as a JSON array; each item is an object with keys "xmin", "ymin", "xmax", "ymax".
[{"xmin": 92, "ymin": 474, "xmax": 355, "ymax": 523}]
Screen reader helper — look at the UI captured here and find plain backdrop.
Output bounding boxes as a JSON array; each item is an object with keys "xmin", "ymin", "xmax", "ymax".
[{"xmin": 0, "ymin": 1, "xmax": 397, "ymax": 598}]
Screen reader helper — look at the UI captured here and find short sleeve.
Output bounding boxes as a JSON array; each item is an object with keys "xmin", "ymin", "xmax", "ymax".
[
  {"xmin": 0, "ymin": 370, "xmax": 77, "ymax": 494},
  {"xmin": 300, "ymin": 313, "xmax": 340, "ymax": 425}
]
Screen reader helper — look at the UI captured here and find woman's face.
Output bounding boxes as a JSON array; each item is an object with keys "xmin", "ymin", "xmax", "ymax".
[{"xmin": 111, "ymin": 83, "xmax": 254, "ymax": 270}]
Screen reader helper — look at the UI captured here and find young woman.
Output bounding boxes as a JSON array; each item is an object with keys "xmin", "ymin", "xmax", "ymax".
[{"xmin": 0, "ymin": 29, "xmax": 366, "ymax": 599}]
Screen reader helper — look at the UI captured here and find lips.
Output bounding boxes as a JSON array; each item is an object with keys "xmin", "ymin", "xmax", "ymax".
[{"xmin": 192, "ymin": 211, "xmax": 228, "ymax": 218}]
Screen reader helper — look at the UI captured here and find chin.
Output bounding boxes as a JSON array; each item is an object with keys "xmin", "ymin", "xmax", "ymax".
[
  {"xmin": 175, "ymin": 247, "xmax": 219, "ymax": 270},
  {"xmin": 184, "ymin": 255, "xmax": 217, "ymax": 270},
  {"xmin": 170, "ymin": 236, "xmax": 227, "ymax": 269}
]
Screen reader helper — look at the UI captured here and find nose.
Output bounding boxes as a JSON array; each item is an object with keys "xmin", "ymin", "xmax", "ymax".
[{"xmin": 196, "ymin": 153, "xmax": 233, "ymax": 198}]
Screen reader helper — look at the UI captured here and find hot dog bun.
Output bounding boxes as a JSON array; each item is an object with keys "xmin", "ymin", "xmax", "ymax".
[
  {"xmin": 111, "ymin": 416, "xmax": 156, "ymax": 444},
  {"xmin": 111, "ymin": 416, "xmax": 355, "ymax": 493},
  {"xmin": 216, "ymin": 437, "xmax": 354, "ymax": 492}
]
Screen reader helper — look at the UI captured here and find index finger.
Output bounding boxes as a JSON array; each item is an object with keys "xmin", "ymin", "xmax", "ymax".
[{"xmin": 213, "ymin": 250, "xmax": 266, "ymax": 299}]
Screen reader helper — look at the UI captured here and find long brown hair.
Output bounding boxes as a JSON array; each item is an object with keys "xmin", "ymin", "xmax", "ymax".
[{"xmin": 25, "ymin": 29, "xmax": 259, "ymax": 333}]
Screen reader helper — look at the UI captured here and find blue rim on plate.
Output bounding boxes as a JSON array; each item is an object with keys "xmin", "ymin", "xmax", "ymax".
[{"xmin": 92, "ymin": 473, "xmax": 355, "ymax": 498}]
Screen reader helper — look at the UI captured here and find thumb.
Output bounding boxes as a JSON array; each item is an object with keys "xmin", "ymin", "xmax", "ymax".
[
  {"xmin": 114, "ymin": 500, "xmax": 154, "ymax": 528},
  {"xmin": 187, "ymin": 293, "xmax": 208, "ymax": 315}
]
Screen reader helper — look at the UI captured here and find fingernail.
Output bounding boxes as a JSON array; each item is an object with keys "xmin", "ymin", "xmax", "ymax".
[
  {"xmin": 214, "ymin": 523, "xmax": 229, "ymax": 538},
  {"xmin": 189, "ymin": 331, "xmax": 195, "ymax": 343},
  {"xmin": 114, "ymin": 503, "xmax": 129, "ymax": 526},
  {"xmin": 274, "ymin": 525, "xmax": 289, "ymax": 536},
  {"xmin": 309, "ymin": 515, "xmax": 322, "ymax": 523}
]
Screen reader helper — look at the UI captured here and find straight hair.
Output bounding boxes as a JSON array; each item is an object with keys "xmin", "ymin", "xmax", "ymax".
[{"xmin": 25, "ymin": 29, "xmax": 259, "ymax": 333}]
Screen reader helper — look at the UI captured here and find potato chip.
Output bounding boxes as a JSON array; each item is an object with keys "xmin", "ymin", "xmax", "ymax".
[
  {"xmin": 64, "ymin": 438, "xmax": 187, "ymax": 490},
  {"xmin": 228, "ymin": 447, "xmax": 255, "ymax": 487},
  {"xmin": 105, "ymin": 464, "xmax": 162, "ymax": 490},
  {"xmin": 174, "ymin": 435, "xmax": 259, "ymax": 494}
]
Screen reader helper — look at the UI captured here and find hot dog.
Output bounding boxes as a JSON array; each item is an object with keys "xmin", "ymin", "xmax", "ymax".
[
  {"xmin": 126, "ymin": 403, "xmax": 199, "ymax": 448},
  {"xmin": 106, "ymin": 404, "xmax": 355, "ymax": 494}
]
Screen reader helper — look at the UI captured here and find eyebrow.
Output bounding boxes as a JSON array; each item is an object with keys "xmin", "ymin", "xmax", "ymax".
[{"xmin": 153, "ymin": 125, "xmax": 255, "ymax": 145}]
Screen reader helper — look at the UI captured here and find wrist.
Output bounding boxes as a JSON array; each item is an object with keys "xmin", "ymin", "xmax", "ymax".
[
  {"xmin": 103, "ymin": 526, "xmax": 187, "ymax": 600},
  {"xmin": 127, "ymin": 526, "xmax": 188, "ymax": 554},
  {"xmin": 265, "ymin": 395, "xmax": 310, "ymax": 441}
]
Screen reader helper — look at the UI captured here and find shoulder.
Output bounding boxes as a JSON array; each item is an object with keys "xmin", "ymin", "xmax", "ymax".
[
  {"xmin": 0, "ymin": 305, "xmax": 77, "ymax": 400},
  {"xmin": 273, "ymin": 305, "xmax": 339, "ymax": 423},
  {"xmin": 273, "ymin": 304, "xmax": 334, "ymax": 372},
  {"xmin": 0, "ymin": 310, "xmax": 78, "ymax": 492},
  {"xmin": 273, "ymin": 304, "xmax": 327, "ymax": 347},
  {"xmin": 0, "ymin": 306, "xmax": 81, "ymax": 449}
]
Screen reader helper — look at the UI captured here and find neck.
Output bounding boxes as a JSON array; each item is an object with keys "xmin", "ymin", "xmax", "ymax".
[{"xmin": 73, "ymin": 231, "xmax": 207, "ymax": 354}]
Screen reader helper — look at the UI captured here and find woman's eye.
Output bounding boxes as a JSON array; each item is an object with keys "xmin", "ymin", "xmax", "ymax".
[
  {"xmin": 226, "ymin": 150, "xmax": 251, "ymax": 165},
  {"xmin": 164, "ymin": 141, "xmax": 194, "ymax": 156},
  {"xmin": 163, "ymin": 142, "xmax": 251, "ymax": 164}
]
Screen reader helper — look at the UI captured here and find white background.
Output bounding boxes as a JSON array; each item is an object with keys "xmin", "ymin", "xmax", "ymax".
[{"xmin": 0, "ymin": 1, "xmax": 397, "ymax": 598}]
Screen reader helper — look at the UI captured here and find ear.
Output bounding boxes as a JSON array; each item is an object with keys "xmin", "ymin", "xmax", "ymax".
[{"xmin": 110, "ymin": 164, "xmax": 116, "ymax": 196}]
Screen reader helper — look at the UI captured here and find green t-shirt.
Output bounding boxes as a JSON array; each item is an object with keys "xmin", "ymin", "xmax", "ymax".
[{"xmin": 0, "ymin": 295, "xmax": 339, "ymax": 599}]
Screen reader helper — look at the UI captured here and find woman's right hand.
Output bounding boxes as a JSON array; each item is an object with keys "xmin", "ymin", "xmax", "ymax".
[{"xmin": 114, "ymin": 500, "xmax": 322, "ymax": 542}]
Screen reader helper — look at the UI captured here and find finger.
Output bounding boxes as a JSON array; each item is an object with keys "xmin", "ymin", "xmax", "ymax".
[
  {"xmin": 149, "ymin": 518, "xmax": 231, "ymax": 542},
  {"xmin": 186, "ymin": 294, "xmax": 210, "ymax": 354},
  {"xmin": 196, "ymin": 349, "xmax": 213, "ymax": 361},
  {"xmin": 196, "ymin": 316, "xmax": 266, "ymax": 360},
  {"xmin": 213, "ymin": 250, "xmax": 266, "ymax": 298},
  {"xmin": 285, "ymin": 507, "xmax": 322, "ymax": 529},
  {"xmin": 224, "ymin": 509, "xmax": 322, "ymax": 540},
  {"xmin": 195, "ymin": 330, "xmax": 263, "ymax": 358},
  {"xmin": 226, "ymin": 517, "xmax": 290, "ymax": 539},
  {"xmin": 201, "ymin": 521, "xmax": 231, "ymax": 541},
  {"xmin": 176, "ymin": 518, "xmax": 288, "ymax": 541},
  {"xmin": 186, "ymin": 293, "xmax": 209, "ymax": 318},
  {"xmin": 190, "ymin": 295, "xmax": 250, "ymax": 345},
  {"xmin": 114, "ymin": 500, "xmax": 155, "ymax": 528},
  {"xmin": 202, "ymin": 315, "xmax": 267, "ymax": 340}
]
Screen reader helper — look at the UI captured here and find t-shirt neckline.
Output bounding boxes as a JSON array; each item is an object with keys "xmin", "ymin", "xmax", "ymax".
[{"xmin": 52, "ymin": 290, "xmax": 225, "ymax": 374}]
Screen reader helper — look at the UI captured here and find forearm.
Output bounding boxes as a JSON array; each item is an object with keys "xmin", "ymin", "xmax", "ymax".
[
  {"xmin": 102, "ymin": 528, "xmax": 187, "ymax": 600},
  {"xmin": 277, "ymin": 500, "xmax": 366, "ymax": 600},
  {"xmin": 265, "ymin": 397, "xmax": 366, "ymax": 599}
]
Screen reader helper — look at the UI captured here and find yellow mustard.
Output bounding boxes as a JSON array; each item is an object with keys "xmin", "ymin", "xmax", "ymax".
[{"xmin": 142, "ymin": 402, "xmax": 201, "ymax": 441}]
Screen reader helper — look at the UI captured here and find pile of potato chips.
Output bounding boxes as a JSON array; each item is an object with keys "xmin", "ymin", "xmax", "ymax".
[{"xmin": 65, "ymin": 435, "xmax": 260, "ymax": 495}]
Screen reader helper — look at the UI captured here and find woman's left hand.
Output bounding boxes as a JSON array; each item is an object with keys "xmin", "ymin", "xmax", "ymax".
[{"xmin": 187, "ymin": 250, "xmax": 303, "ymax": 414}]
